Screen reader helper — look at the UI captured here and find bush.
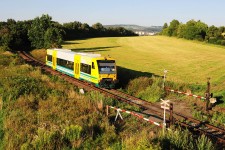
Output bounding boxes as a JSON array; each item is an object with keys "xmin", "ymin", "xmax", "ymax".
[
  {"xmin": 127, "ymin": 77, "xmax": 153, "ymax": 96},
  {"xmin": 122, "ymin": 130, "xmax": 161, "ymax": 150},
  {"xmin": 2, "ymin": 76, "xmax": 48, "ymax": 102},
  {"xmin": 158, "ymin": 127, "xmax": 194, "ymax": 149},
  {"xmin": 221, "ymin": 40, "xmax": 225, "ymax": 46},
  {"xmin": 64, "ymin": 125, "xmax": 82, "ymax": 141},
  {"xmin": 32, "ymin": 128, "xmax": 64, "ymax": 149},
  {"xmin": 208, "ymin": 37, "xmax": 217, "ymax": 44},
  {"xmin": 127, "ymin": 77, "xmax": 164, "ymax": 102}
]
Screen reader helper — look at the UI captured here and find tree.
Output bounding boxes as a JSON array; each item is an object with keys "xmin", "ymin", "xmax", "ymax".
[
  {"xmin": 44, "ymin": 27, "xmax": 63, "ymax": 48},
  {"xmin": 167, "ymin": 19, "xmax": 180, "ymax": 36},
  {"xmin": 63, "ymin": 21, "xmax": 91, "ymax": 39},
  {"xmin": 28, "ymin": 14, "xmax": 63, "ymax": 49},
  {"xmin": 162, "ymin": 19, "xmax": 225, "ymax": 46},
  {"xmin": 195, "ymin": 20, "xmax": 208, "ymax": 40},
  {"xmin": 28, "ymin": 14, "xmax": 52, "ymax": 48},
  {"xmin": 0, "ymin": 25, "xmax": 12, "ymax": 50},
  {"xmin": 162, "ymin": 23, "xmax": 168, "ymax": 30},
  {"xmin": 177, "ymin": 20, "xmax": 207, "ymax": 41},
  {"xmin": 206, "ymin": 25, "xmax": 225, "ymax": 44},
  {"xmin": 0, "ymin": 19, "xmax": 31, "ymax": 51},
  {"xmin": 92, "ymin": 23, "xmax": 106, "ymax": 36},
  {"xmin": 177, "ymin": 23, "xmax": 186, "ymax": 38}
]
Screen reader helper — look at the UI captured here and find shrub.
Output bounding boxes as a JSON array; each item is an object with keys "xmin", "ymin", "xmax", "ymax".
[
  {"xmin": 221, "ymin": 40, "xmax": 225, "ymax": 46},
  {"xmin": 208, "ymin": 37, "xmax": 217, "ymax": 44},
  {"xmin": 156, "ymin": 127, "xmax": 215, "ymax": 150},
  {"xmin": 157, "ymin": 127, "xmax": 194, "ymax": 149},
  {"xmin": 32, "ymin": 128, "xmax": 64, "ymax": 149},
  {"xmin": 196, "ymin": 135, "xmax": 215, "ymax": 150},
  {"xmin": 122, "ymin": 130, "xmax": 161, "ymax": 150},
  {"xmin": 127, "ymin": 77, "xmax": 153, "ymax": 96},
  {"xmin": 127, "ymin": 77, "xmax": 164, "ymax": 102},
  {"xmin": 2, "ymin": 76, "xmax": 49, "ymax": 102},
  {"xmin": 64, "ymin": 125, "xmax": 82, "ymax": 141}
]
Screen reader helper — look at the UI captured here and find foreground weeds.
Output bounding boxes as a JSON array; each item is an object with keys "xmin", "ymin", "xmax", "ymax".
[{"xmin": 157, "ymin": 127, "xmax": 215, "ymax": 150}]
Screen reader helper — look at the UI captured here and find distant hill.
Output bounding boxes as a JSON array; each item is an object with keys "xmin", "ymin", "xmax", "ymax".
[{"xmin": 104, "ymin": 24, "xmax": 162, "ymax": 33}]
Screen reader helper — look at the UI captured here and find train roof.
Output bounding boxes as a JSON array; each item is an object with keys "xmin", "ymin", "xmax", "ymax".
[{"xmin": 48, "ymin": 48, "xmax": 101, "ymax": 58}]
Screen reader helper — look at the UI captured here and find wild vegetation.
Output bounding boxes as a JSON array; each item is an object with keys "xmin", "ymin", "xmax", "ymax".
[{"xmin": 0, "ymin": 43, "xmax": 218, "ymax": 149}]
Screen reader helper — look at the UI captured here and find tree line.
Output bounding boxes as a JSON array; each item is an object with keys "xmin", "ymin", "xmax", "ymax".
[
  {"xmin": 161, "ymin": 19, "xmax": 225, "ymax": 46},
  {"xmin": 0, "ymin": 14, "xmax": 137, "ymax": 51}
]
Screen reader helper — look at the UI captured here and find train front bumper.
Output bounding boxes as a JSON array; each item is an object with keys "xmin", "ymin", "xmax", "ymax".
[{"xmin": 99, "ymin": 78, "xmax": 118, "ymax": 89}]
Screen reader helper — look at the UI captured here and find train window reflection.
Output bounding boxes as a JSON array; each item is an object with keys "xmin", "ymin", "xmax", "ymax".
[{"xmin": 97, "ymin": 60, "xmax": 116, "ymax": 74}]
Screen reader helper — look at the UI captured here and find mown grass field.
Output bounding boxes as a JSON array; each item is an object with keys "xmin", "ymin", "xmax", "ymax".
[{"xmin": 63, "ymin": 36, "xmax": 225, "ymax": 93}]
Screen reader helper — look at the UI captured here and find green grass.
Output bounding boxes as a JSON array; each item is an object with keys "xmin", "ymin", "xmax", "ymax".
[{"xmin": 62, "ymin": 36, "xmax": 225, "ymax": 92}]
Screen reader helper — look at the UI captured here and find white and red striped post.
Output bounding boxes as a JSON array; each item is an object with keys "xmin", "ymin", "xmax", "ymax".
[
  {"xmin": 108, "ymin": 106, "xmax": 162, "ymax": 128},
  {"xmin": 165, "ymin": 87, "xmax": 206, "ymax": 100}
]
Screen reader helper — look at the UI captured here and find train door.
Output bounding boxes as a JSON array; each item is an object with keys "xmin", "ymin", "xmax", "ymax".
[
  {"xmin": 74, "ymin": 55, "xmax": 81, "ymax": 79},
  {"xmin": 91, "ymin": 60, "xmax": 98, "ymax": 84},
  {"xmin": 52, "ymin": 50, "xmax": 57, "ymax": 70}
]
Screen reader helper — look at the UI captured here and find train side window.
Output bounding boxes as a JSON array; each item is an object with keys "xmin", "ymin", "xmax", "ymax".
[
  {"xmin": 47, "ymin": 55, "xmax": 52, "ymax": 61},
  {"xmin": 57, "ymin": 58, "xmax": 74, "ymax": 70},
  {"xmin": 88, "ymin": 65, "xmax": 91, "ymax": 74},
  {"xmin": 92, "ymin": 62, "xmax": 95, "ymax": 69},
  {"xmin": 81, "ymin": 63, "xmax": 91, "ymax": 74}
]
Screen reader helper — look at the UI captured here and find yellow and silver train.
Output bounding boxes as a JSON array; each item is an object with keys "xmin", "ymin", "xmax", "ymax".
[{"xmin": 46, "ymin": 48, "xmax": 118, "ymax": 88}]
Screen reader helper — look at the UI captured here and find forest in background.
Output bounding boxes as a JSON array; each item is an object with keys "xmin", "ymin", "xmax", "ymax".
[
  {"xmin": 1, "ymin": 15, "xmax": 225, "ymax": 52},
  {"xmin": 0, "ymin": 14, "xmax": 136, "ymax": 51}
]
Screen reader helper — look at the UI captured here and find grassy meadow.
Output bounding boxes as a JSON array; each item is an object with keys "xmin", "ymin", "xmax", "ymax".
[
  {"xmin": 63, "ymin": 36, "xmax": 225, "ymax": 99},
  {"xmin": 63, "ymin": 36, "xmax": 225, "ymax": 85}
]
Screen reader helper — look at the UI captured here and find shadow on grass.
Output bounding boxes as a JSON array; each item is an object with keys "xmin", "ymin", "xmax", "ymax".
[
  {"xmin": 117, "ymin": 66, "xmax": 162, "ymax": 88},
  {"xmin": 213, "ymin": 96, "xmax": 224, "ymax": 107},
  {"xmin": 62, "ymin": 41, "xmax": 81, "ymax": 45},
  {"xmin": 71, "ymin": 46, "xmax": 120, "ymax": 52}
]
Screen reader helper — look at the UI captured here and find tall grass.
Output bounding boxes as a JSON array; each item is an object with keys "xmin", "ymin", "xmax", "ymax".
[
  {"xmin": 0, "ymin": 50, "xmax": 123, "ymax": 149},
  {"xmin": 157, "ymin": 127, "xmax": 215, "ymax": 150}
]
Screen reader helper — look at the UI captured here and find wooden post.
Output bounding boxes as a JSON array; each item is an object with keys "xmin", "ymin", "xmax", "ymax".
[
  {"xmin": 106, "ymin": 105, "xmax": 109, "ymax": 116},
  {"xmin": 205, "ymin": 78, "xmax": 210, "ymax": 111},
  {"xmin": 169, "ymin": 103, "xmax": 173, "ymax": 127}
]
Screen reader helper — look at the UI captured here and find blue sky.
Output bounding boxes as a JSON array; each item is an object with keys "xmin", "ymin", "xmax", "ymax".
[{"xmin": 0, "ymin": 0, "xmax": 224, "ymax": 27}]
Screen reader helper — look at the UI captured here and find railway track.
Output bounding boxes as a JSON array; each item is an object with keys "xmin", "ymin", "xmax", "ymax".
[{"xmin": 18, "ymin": 51, "xmax": 225, "ymax": 148}]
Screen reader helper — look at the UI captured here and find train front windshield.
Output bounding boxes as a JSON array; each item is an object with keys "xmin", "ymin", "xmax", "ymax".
[{"xmin": 97, "ymin": 60, "xmax": 116, "ymax": 74}]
